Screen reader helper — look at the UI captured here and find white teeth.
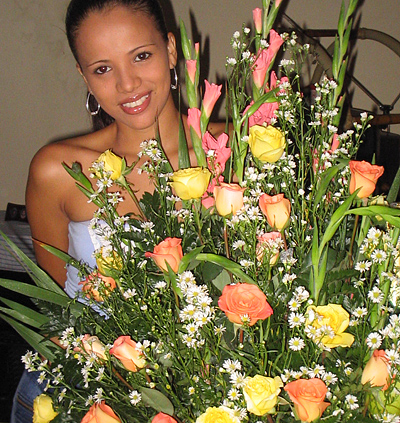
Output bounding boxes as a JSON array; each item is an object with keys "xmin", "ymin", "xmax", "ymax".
[{"xmin": 122, "ymin": 94, "xmax": 149, "ymax": 108}]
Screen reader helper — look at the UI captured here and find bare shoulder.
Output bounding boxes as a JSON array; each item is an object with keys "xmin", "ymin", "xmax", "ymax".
[{"xmin": 29, "ymin": 125, "xmax": 116, "ymax": 182}]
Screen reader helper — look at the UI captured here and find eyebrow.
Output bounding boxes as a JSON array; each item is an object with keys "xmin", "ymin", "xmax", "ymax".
[{"xmin": 86, "ymin": 43, "xmax": 157, "ymax": 68}]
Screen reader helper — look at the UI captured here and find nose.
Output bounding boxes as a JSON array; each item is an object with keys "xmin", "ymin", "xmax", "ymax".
[{"xmin": 116, "ymin": 65, "xmax": 141, "ymax": 93}]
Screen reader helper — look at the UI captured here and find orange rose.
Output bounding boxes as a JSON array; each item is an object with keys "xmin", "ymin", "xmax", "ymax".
[
  {"xmin": 284, "ymin": 378, "xmax": 329, "ymax": 422},
  {"xmin": 361, "ymin": 349, "xmax": 390, "ymax": 390},
  {"xmin": 213, "ymin": 183, "xmax": 245, "ymax": 216},
  {"xmin": 75, "ymin": 335, "xmax": 107, "ymax": 360},
  {"xmin": 151, "ymin": 412, "xmax": 178, "ymax": 423},
  {"xmin": 80, "ymin": 272, "xmax": 117, "ymax": 302},
  {"xmin": 256, "ymin": 232, "xmax": 282, "ymax": 265},
  {"xmin": 110, "ymin": 335, "xmax": 146, "ymax": 372},
  {"xmin": 218, "ymin": 283, "xmax": 273, "ymax": 326},
  {"xmin": 349, "ymin": 160, "xmax": 384, "ymax": 199},
  {"xmin": 81, "ymin": 401, "xmax": 121, "ymax": 423},
  {"xmin": 145, "ymin": 237, "xmax": 183, "ymax": 273},
  {"xmin": 259, "ymin": 193, "xmax": 290, "ymax": 230}
]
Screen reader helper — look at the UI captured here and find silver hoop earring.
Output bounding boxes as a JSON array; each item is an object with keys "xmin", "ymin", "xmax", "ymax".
[
  {"xmin": 171, "ymin": 66, "xmax": 178, "ymax": 90},
  {"xmin": 86, "ymin": 92, "xmax": 101, "ymax": 116}
]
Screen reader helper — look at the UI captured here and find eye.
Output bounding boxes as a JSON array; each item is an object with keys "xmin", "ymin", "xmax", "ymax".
[
  {"xmin": 135, "ymin": 51, "xmax": 152, "ymax": 62},
  {"xmin": 95, "ymin": 65, "xmax": 111, "ymax": 75}
]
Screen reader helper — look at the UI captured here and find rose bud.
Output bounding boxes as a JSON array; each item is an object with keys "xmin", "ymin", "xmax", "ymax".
[
  {"xmin": 349, "ymin": 160, "xmax": 384, "ymax": 199},
  {"xmin": 213, "ymin": 182, "xmax": 245, "ymax": 216},
  {"xmin": 170, "ymin": 167, "xmax": 211, "ymax": 200},
  {"xmin": 284, "ymin": 378, "xmax": 330, "ymax": 422},
  {"xmin": 110, "ymin": 335, "xmax": 146, "ymax": 372},
  {"xmin": 145, "ymin": 237, "xmax": 183, "ymax": 273},
  {"xmin": 259, "ymin": 193, "xmax": 290, "ymax": 230},
  {"xmin": 81, "ymin": 401, "xmax": 121, "ymax": 423},
  {"xmin": 361, "ymin": 349, "xmax": 390, "ymax": 390},
  {"xmin": 33, "ymin": 394, "xmax": 58, "ymax": 423}
]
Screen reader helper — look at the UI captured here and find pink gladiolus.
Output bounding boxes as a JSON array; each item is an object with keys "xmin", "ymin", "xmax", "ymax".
[
  {"xmin": 329, "ymin": 134, "xmax": 340, "ymax": 153},
  {"xmin": 195, "ymin": 42, "xmax": 200, "ymax": 55},
  {"xmin": 202, "ymin": 175, "xmax": 223, "ymax": 209},
  {"xmin": 244, "ymin": 101, "xmax": 279, "ymax": 127},
  {"xmin": 202, "ymin": 131, "xmax": 231, "ymax": 174},
  {"xmin": 187, "ymin": 108, "xmax": 202, "ymax": 138},
  {"xmin": 202, "ymin": 80, "xmax": 222, "ymax": 118},
  {"xmin": 253, "ymin": 8, "xmax": 262, "ymax": 33},
  {"xmin": 252, "ymin": 30, "xmax": 284, "ymax": 89},
  {"xmin": 186, "ymin": 59, "xmax": 197, "ymax": 84},
  {"xmin": 269, "ymin": 71, "xmax": 289, "ymax": 94}
]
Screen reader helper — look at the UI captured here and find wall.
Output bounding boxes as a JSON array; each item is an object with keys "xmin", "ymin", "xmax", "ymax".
[{"xmin": 1, "ymin": 0, "xmax": 400, "ymax": 209}]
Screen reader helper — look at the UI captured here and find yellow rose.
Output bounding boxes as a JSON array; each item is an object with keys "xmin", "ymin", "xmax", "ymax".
[
  {"xmin": 196, "ymin": 406, "xmax": 237, "ymax": 423},
  {"xmin": 248, "ymin": 125, "xmax": 286, "ymax": 163},
  {"xmin": 243, "ymin": 375, "xmax": 283, "ymax": 415},
  {"xmin": 306, "ymin": 304, "xmax": 354, "ymax": 348},
  {"xmin": 33, "ymin": 394, "xmax": 58, "ymax": 423},
  {"xmin": 96, "ymin": 248, "xmax": 123, "ymax": 276},
  {"xmin": 170, "ymin": 167, "xmax": 211, "ymax": 200},
  {"xmin": 93, "ymin": 149, "xmax": 123, "ymax": 180}
]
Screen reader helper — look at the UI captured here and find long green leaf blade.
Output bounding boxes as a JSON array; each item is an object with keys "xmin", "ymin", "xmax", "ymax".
[
  {"xmin": 0, "ymin": 297, "xmax": 49, "ymax": 327},
  {"xmin": 0, "ymin": 314, "xmax": 57, "ymax": 362},
  {"xmin": 0, "ymin": 230, "xmax": 65, "ymax": 296}
]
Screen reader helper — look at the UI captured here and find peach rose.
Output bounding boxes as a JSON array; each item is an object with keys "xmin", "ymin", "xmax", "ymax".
[
  {"xmin": 110, "ymin": 335, "xmax": 146, "ymax": 372},
  {"xmin": 361, "ymin": 349, "xmax": 390, "ymax": 390},
  {"xmin": 284, "ymin": 378, "xmax": 330, "ymax": 422},
  {"xmin": 218, "ymin": 283, "xmax": 273, "ymax": 326},
  {"xmin": 259, "ymin": 193, "xmax": 290, "ymax": 230},
  {"xmin": 256, "ymin": 231, "xmax": 283, "ymax": 265},
  {"xmin": 243, "ymin": 375, "xmax": 283, "ymax": 415},
  {"xmin": 33, "ymin": 394, "xmax": 58, "ymax": 423},
  {"xmin": 75, "ymin": 335, "xmax": 107, "ymax": 360},
  {"xmin": 151, "ymin": 412, "xmax": 178, "ymax": 423},
  {"xmin": 145, "ymin": 237, "xmax": 183, "ymax": 273},
  {"xmin": 81, "ymin": 401, "xmax": 121, "ymax": 423},
  {"xmin": 214, "ymin": 183, "xmax": 245, "ymax": 216},
  {"xmin": 80, "ymin": 272, "xmax": 117, "ymax": 302},
  {"xmin": 349, "ymin": 160, "xmax": 384, "ymax": 199}
]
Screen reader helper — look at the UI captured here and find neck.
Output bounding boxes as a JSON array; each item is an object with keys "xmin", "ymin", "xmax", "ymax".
[{"xmin": 112, "ymin": 96, "xmax": 183, "ymax": 159}]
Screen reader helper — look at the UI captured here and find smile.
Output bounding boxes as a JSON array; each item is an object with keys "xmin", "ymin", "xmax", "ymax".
[{"xmin": 122, "ymin": 94, "xmax": 149, "ymax": 108}]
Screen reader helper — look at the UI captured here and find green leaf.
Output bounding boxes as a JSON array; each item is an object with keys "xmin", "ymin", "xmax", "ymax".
[
  {"xmin": 179, "ymin": 19, "xmax": 191, "ymax": 60},
  {"xmin": 178, "ymin": 246, "xmax": 205, "ymax": 273},
  {"xmin": 211, "ymin": 269, "xmax": 232, "ymax": 292},
  {"xmin": 387, "ymin": 164, "xmax": 400, "ymax": 204},
  {"xmin": 0, "ymin": 313, "xmax": 57, "ymax": 362},
  {"xmin": 319, "ymin": 191, "xmax": 358, "ymax": 253},
  {"xmin": 0, "ymin": 230, "xmax": 65, "ymax": 296},
  {"xmin": 139, "ymin": 387, "xmax": 174, "ymax": 415},
  {"xmin": 62, "ymin": 162, "xmax": 93, "ymax": 191},
  {"xmin": 195, "ymin": 253, "xmax": 255, "ymax": 284},
  {"xmin": 0, "ymin": 280, "xmax": 83, "ymax": 315},
  {"xmin": 313, "ymin": 163, "xmax": 346, "ymax": 207},
  {"xmin": 0, "ymin": 297, "xmax": 49, "ymax": 327}
]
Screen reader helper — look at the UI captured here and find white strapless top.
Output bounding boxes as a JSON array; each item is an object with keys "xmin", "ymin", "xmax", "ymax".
[{"xmin": 65, "ymin": 220, "xmax": 95, "ymax": 298}]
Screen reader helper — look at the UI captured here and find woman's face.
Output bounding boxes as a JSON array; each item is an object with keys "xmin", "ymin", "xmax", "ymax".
[{"xmin": 75, "ymin": 6, "xmax": 177, "ymax": 133}]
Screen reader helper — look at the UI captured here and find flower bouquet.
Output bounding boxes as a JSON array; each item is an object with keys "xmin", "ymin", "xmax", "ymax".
[{"xmin": 2, "ymin": 0, "xmax": 400, "ymax": 422}]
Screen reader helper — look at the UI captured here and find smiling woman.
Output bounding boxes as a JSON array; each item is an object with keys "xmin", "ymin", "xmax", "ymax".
[{"xmin": 11, "ymin": 0, "xmax": 226, "ymax": 422}]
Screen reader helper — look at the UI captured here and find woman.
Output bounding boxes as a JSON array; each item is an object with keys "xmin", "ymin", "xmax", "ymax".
[{"xmin": 11, "ymin": 0, "xmax": 225, "ymax": 421}]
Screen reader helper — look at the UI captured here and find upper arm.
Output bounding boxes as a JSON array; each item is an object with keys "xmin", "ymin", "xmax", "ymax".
[{"xmin": 26, "ymin": 146, "xmax": 71, "ymax": 287}]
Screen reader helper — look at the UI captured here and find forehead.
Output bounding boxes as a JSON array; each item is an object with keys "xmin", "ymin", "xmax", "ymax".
[{"xmin": 75, "ymin": 6, "xmax": 165, "ymax": 63}]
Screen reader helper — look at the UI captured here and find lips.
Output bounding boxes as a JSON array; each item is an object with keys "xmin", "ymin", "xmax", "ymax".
[{"xmin": 120, "ymin": 93, "xmax": 150, "ymax": 114}]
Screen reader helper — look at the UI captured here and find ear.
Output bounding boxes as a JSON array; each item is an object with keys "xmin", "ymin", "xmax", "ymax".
[
  {"xmin": 76, "ymin": 63, "xmax": 91, "ymax": 91},
  {"xmin": 167, "ymin": 32, "xmax": 178, "ymax": 69}
]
